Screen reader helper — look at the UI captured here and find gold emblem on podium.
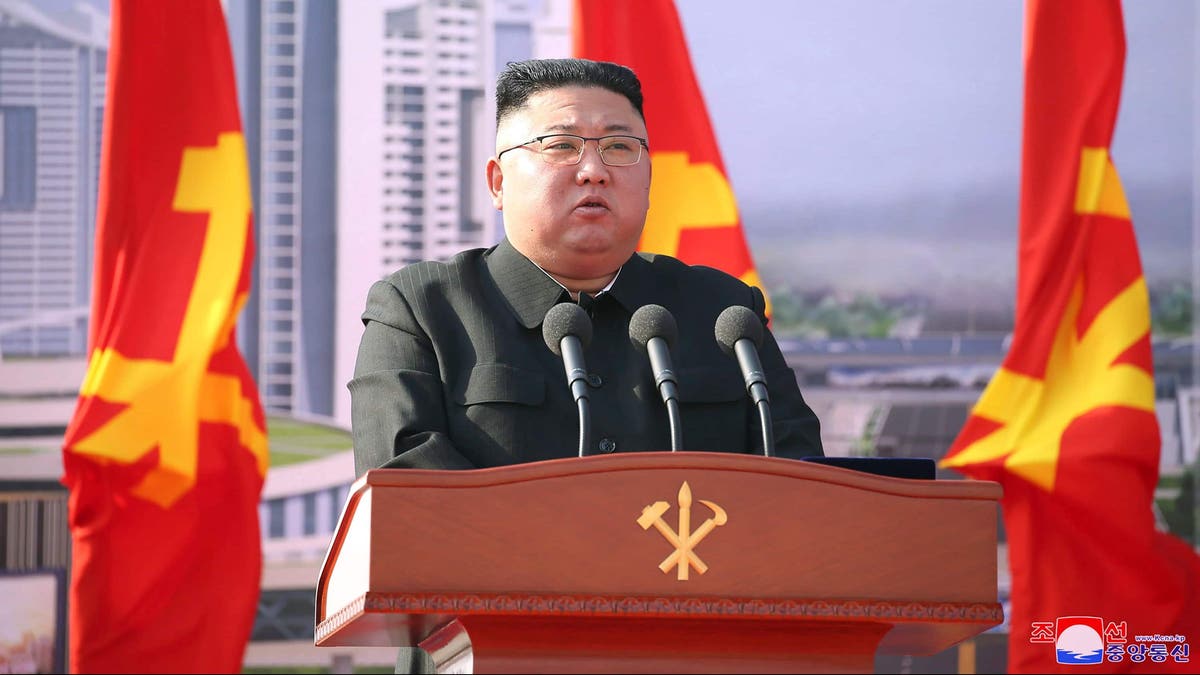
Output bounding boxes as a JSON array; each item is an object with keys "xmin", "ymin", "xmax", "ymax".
[{"xmin": 636, "ymin": 481, "xmax": 727, "ymax": 580}]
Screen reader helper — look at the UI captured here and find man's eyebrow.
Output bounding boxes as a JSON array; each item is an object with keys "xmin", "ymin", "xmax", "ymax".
[{"xmin": 542, "ymin": 122, "xmax": 636, "ymax": 134}]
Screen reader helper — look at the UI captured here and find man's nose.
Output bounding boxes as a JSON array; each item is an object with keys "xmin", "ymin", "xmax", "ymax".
[{"xmin": 575, "ymin": 142, "xmax": 610, "ymax": 184}]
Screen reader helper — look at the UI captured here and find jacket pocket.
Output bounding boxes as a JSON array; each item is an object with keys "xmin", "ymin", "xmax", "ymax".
[
  {"xmin": 453, "ymin": 363, "xmax": 545, "ymax": 406},
  {"xmin": 676, "ymin": 366, "xmax": 745, "ymax": 403}
]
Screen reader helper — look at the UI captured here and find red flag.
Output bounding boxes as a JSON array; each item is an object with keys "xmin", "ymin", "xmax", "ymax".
[
  {"xmin": 573, "ymin": 0, "xmax": 771, "ymax": 311},
  {"xmin": 941, "ymin": 1, "xmax": 1200, "ymax": 672},
  {"xmin": 60, "ymin": 1, "xmax": 267, "ymax": 672}
]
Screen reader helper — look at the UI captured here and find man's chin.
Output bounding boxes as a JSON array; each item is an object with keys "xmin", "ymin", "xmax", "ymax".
[
  {"xmin": 550, "ymin": 246, "xmax": 634, "ymax": 279},
  {"xmin": 563, "ymin": 227, "xmax": 641, "ymax": 254},
  {"xmin": 565, "ymin": 239, "xmax": 637, "ymax": 262}
]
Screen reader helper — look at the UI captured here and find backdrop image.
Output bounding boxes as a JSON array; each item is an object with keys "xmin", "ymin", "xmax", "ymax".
[
  {"xmin": 0, "ymin": 0, "xmax": 1195, "ymax": 673},
  {"xmin": 0, "ymin": 571, "xmax": 66, "ymax": 674}
]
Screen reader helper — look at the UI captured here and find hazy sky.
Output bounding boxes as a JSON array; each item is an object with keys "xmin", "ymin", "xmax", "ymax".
[
  {"xmin": 669, "ymin": 0, "xmax": 1194, "ymax": 298},
  {"xmin": 677, "ymin": 0, "xmax": 1194, "ymax": 206}
]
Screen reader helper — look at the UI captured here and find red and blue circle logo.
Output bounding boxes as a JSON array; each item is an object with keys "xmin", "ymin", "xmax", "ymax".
[{"xmin": 1056, "ymin": 616, "xmax": 1105, "ymax": 665}]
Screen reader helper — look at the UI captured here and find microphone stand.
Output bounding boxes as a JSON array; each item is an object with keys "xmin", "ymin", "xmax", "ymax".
[
  {"xmin": 560, "ymin": 336, "xmax": 591, "ymax": 458},
  {"xmin": 648, "ymin": 339, "xmax": 682, "ymax": 452},
  {"xmin": 734, "ymin": 338, "xmax": 774, "ymax": 458},
  {"xmin": 663, "ymin": 389, "xmax": 682, "ymax": 452},
  {"xmin": 577, "ymin": 398, "xmax": 591, "ymax": 458},
  {"xmin": 756, "ymin": 400, "xmax": 774, "ymax": 458}
]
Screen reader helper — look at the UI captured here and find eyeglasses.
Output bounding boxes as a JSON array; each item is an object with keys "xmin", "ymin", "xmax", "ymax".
[{"xmin": 496, "ymin": 134, "xmax": 649, "ymax": 166}]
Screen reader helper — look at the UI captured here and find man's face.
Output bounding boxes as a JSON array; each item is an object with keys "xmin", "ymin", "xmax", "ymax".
[{"xmin": 487, "ymin": 85, "xmax": 651, "ymax": 282}]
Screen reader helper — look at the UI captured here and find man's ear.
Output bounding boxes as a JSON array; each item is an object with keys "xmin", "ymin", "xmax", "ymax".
[{"xmin": 486, "ymin": 157, "xmax": 503, "ymax": 210}]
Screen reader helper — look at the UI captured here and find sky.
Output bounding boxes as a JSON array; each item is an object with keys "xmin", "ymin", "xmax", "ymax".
[
  {"xmin": 667, "ymin": 0, "xmax": 1195, "ymax": 304},
  {"xmin": 678, "ymin": 0, "xmax": 1193, "ymax": 204}
]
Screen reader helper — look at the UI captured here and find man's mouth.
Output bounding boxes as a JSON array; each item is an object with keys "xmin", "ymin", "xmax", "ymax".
[{"xmin": 574, "ymin": 196, "xmax": 610, "ymax": 212}]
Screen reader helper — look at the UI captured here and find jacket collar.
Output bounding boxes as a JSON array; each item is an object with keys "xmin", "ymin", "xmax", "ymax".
[{"xmin": 485, "ymin": 238, "xmax": 665, "ymax": 328}]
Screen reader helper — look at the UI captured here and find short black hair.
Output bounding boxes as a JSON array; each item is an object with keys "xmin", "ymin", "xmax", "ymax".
[{"xmin": 495, "ymin": 58, "xmax": 644, "ymax": 125}]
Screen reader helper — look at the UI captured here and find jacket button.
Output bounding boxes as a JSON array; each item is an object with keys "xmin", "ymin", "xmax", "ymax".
[
  {"xmin": 598, "ymin": 438, "xmax": 617, "ymax": 453},
  {"xmin": 587, "ymin": 373, "xmax": 603, "ymax": 387}
]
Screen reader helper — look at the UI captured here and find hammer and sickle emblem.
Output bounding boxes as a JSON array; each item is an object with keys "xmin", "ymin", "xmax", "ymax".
[{"xmin": 636, "ymin": 481, "xmax": 727, "ymax": 580}]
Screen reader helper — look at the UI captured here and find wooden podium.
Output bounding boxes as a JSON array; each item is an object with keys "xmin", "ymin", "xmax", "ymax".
[{"xmin": 315, "ymin": 452, "xmax": 1002, "ymax": 673}]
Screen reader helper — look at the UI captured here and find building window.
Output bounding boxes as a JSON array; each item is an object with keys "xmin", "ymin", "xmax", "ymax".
[
  {"xmin": 0, "ymin": 107, "xmax": 36, "ymax": 211},
  {"xmin": 385, "ymin": 7, "xmax": 421, "ymax": 39},
  {"xmin": 266, "ymin": 498, "xmax": 285, "ymax": 538},
  {"xmin": 302, "ymin": 492, "xmax": 317, "ymax": 536}
]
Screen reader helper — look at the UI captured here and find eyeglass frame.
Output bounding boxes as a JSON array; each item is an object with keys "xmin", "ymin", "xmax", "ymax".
[{"xmin": 496, "ymin": 133, "xmax": 650, "ymax": 166}]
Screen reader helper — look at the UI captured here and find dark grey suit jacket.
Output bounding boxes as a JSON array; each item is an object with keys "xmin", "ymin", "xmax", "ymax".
[{"xmin": 350, "ymin": 238, "xmax": 823, "ymax": 477}]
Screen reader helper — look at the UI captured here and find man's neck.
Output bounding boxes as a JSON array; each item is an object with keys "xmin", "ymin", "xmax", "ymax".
[
  {"xmin": 549, "ymin": 272, "xmax": 617, "ymax": 300},
  {"xmin": 526, "ymin": 261, "xmax": 622, "ymax": 301}
]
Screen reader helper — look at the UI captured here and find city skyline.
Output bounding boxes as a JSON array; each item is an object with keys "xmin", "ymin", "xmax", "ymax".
[
  {"xmin": 2, "ymin": 0, "xmax": 1194, "ymax": 413},
  {"xmin": 12, "ymin": 0, "xmax": 1193, "ymax": 299},
  {"xmin": 676, "ymin": 1, "xmax": 1193, "ymax": 306}
]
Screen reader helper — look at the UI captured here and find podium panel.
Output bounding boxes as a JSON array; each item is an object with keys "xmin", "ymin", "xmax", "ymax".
[{"xmin": 315, "ymin": 452, "xmax": 1002, "ymax": 673}]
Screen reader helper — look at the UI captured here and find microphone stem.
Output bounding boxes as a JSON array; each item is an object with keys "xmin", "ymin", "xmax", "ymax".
[
  {"xmin": 665, "ymin": 398, "xmax": 682, "ymax": 452},
  {"xmin": 577, "ymin": 397, "xmax": 590, "ymax": 458},
  {"xmin": 757, "ymin": 399, "xmax": 774, "ymax": 458}
]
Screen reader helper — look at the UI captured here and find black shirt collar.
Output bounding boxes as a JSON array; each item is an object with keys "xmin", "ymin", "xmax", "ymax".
[{"xmin": 484, "ymin": 238, "xmax": 666, "ymax": 328}]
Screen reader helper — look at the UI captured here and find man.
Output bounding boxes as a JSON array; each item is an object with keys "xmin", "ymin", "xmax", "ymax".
[
  {"xmin": 350, "ymin": 55, "xmax": 823, "ymax": 675},
  {"xmin": 351, "ymin": 57, "xmax": 822, "ymax": 475}
]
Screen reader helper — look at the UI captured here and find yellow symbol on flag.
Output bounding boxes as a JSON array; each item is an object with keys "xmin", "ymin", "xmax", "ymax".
[
  {"xmin": 941, "ymin": 147, "xmax": 1152, "ymax": 491},
  {"xmin": 70, "ymin": 133, "xmax": 267, "ymax": 507},
  {"xmin": 636, "ymin": 481, "xmax": 728, "ymax": 580},
  {"xmin": 640, "ymin": 151, "xmax": 739, "ymax": 257},
  {"xmin": 641, "ymin": 151, "xmax": 770, "ymax": 314}
]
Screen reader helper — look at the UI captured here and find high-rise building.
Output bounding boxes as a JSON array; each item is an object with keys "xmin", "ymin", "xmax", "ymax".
[
  {"xmin": 228, "ymin": 0, "xmax": 338, "ymax": 416},
  {"xmin": 333, "ymin": 0, "xmax": 568, "ymax": 427},
  {"xmin": 0, "ymin": 0, "xmax": 107, "ymax": 357}
]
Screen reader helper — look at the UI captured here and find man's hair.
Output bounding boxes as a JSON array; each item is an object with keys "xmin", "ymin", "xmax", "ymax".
[{"xmin": 495, "ymin": 58, "xmax": 645, "ymax": 125}]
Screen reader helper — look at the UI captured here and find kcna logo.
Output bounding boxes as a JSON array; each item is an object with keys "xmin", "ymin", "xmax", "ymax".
[
  {"xmin": 1031, "ymin": 617, "xmax": 1109, "ymax": 665},
  {"xmin": 1030, "ymin": 616, "xmax": 1190, "ymax": 666}
]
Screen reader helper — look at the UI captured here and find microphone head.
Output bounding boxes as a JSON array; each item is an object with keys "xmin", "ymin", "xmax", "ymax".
[
  {"xmin": 629, "ymin": 304, "xmax": 678, "ymax": 352},
  {"xmin": 542, "ymin": 302, "xmax": 593, "ymax": 355},
  {"xmin": 714, "ymin": 305, "xmax": 764, "ymax": 357}
]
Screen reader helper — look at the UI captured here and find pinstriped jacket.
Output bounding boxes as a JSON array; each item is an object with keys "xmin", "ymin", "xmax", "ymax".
[{"xmin": 349, "ymin": 238, "xmax": 823, "ymax": 477}]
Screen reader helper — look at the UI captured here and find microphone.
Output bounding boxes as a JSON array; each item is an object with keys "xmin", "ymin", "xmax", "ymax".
[
  {"xmin": 543, "ymin": 302, "xmax": 593, "ymax": 458},
  {"xmin": 714, "ymin": 305, "xmax": 774, "ymax": 457},
  {"xmin": 629, "ymin": 304, "xmax": 682, "ymax": 452}
]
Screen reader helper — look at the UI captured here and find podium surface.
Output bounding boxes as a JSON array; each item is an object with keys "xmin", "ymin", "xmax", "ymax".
[{"xmin": 315, "ymin": 452, "xmax": 1002, "ymax": 673}]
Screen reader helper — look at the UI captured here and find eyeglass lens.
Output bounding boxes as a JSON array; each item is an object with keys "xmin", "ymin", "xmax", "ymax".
[{"xmin": 537, "ymin": 135, "xmax": 643, "ymax": 166}]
